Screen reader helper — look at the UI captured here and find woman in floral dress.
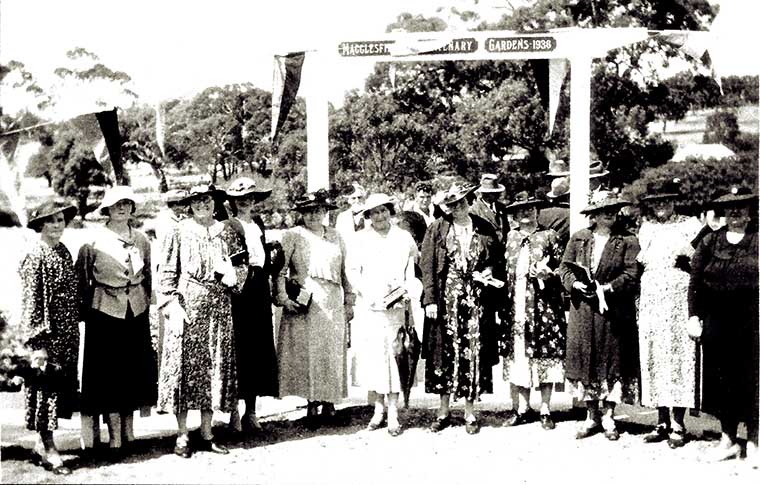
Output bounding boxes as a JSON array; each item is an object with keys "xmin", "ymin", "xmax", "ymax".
[
  {"xmin": 500, "ymin": 192, "xmax": 566, "ymax": 431},
  {"xmin": 421, "ymin": 182, "xmax": 504, "ymax": 435},
  {"xmin": 637, "ymin": 182, "xmax": 702, "ymax": 448},
  {"xmin": 158, "ymin": 185, "xmax": 247, "ymax": 458},
  {"xmin": 276, "ymin": 190, "xmax": 354, "ymax": 428},
  {"xmin": 18, "ymin": 198, "xmax": 79, "ymax": 475}
]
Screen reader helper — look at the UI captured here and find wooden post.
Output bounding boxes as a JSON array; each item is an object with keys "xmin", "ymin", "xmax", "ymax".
[
  {"xmin": 569, "ymin": 55, "xmax": 592, "ymax": 234},
  {"xmin": 305, "ymin": 51, "xmax": 330, "ymax": 192}
]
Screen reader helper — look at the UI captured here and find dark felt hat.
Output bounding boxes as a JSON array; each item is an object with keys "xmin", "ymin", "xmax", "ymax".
[
  {"xmin": 293, "ymin": 189, "xmax": 339, "ymax": 212},
  {"xmin": 27, "ymin": 198, "xmax": 77, "ymax": 231},
  {"xmin": 505, "ymin": 191, "xmax": 545, "ymax": 212}
]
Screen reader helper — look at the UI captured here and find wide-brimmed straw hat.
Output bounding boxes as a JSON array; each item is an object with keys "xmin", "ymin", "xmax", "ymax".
[
  {"xmin": 476, "ymin": 173, "xmax": 505, "ymax": 193},
  {"xmin": 27, "ymin": 198, "xmax": 77, "ymax": 231},
  {"xmin": 589, "ymin": 160, "xmax": 609, "ymax": 179},
  {"xmin": 293, "ymin": 189, "xmax": 339, "ymax": 212},
  {"xmin": 581, "ymin": 190, "xmax": 631, "ymax": 215},
  {"xmin": 162, "ymin": 189, "xmax": 190, "ymax": 204},
  {"xmin": 360, "ymin": 193, "xmax": 398, "ymax": 217},
  {"xmin": 225, "ymin": 177, "xmax": 272, "ymax": 202},
  {"xmin": 505, "ymin": 191, "xmax": 544, "ymax": 212},
  {"xmin": 181, "ymin": 184, "xmax": 226, "ymax": 204},
  {"xmin": 546, "ymin": 177, "xmax": 570, "ymax": 199},
  {"xmin": 97, "ymin": 185, "xmax": 139, "ymax": 215},
  {"xmin": 441, "ymin": 182, "xmax": 479, "ymax": 206},
  {"xmin": 710, "ymin": 186, "xmax": 758, "ymax": 207},
  {"xmin": 545, "ymin": 159, "xmax": 570, "ymax": 177},
  {"xmin": 640, "ymin": 178, "xmax": 682, "ymax": 203}
]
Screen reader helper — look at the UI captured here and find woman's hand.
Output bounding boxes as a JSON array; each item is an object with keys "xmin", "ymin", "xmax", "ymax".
[
  {"xmin": 282, "ymin": 299, "xmax": 302, "ymax": 314},
  {"xmin": 163, "ymin": 299, "xmax": 188, "ymax": 330},
  {"xmin": 686, "ymin": 316, "xmax": 703, "ymax": 340},
  {"xmin": 530, "ymin": 258, "xmax": 553, "ymax": 281},
  {"xmin": 424, "ymin": 304, "xmax": 438, "ymax": 320},
  {"xmin": 572, "ymin": 281, "xmax": 588, "ymax": 293}
]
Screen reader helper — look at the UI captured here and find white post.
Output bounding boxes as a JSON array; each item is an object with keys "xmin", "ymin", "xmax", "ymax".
[
  {"xmin": 568, "ymin": 55, "xmax": 592, "ymax": 234},
  {"xmin": 305, "ymin": 51, "xmax": 330, "ymax": 192}
]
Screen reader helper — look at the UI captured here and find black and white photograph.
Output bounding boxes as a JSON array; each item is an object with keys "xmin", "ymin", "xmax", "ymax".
[{"xmin": 1, "ymin": 0, "xmax": 758, "ymax": 483}]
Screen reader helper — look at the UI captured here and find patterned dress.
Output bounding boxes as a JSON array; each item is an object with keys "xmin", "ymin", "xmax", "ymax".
[
  {"xmin": 502, "ymin": 228, "xmax": 565, "ymax": 388},
  {"xmin": 637, "ymin": 216, "xmax": 702, "ymax": 408},
  {"xmin": 19, "ymin": 240, "xmax": 80, "ymax": 431},
  {"xmin": 278, "ymin": 226, "xmax": 352, "ymax": 402},
  {"xmin": 157, "ymin": 219, "xmax": 247, "ymax": 414},
  {"xmin": 426, "ymin": 218, "xmax": 495, "ymax": 399}
]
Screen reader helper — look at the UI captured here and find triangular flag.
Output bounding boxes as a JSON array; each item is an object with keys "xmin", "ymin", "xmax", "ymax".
[
  {"xmin": 155, "ymin": 100, "xmax": 166, "ymax": 157},
  {"xmin": 70, "ymin": 112, "xmax": 114, "ymax": 181},
  {"xmin": 389, "ymin": 64, "xmax": 397, "ymax": 89},
  {"xmin": 0, "ymin": 131, "xmax": 24, "ymax": 226},
  {"xmin": 657, "ymin": 30, "xmax": 721, "ymax": 93},
  {"xmin": 95, "ymin": 108, "xmax": 125, "ymax": 184},
  {"xmin": 548, "ymin": 58, "xmax": 568, "ymax": 134},
  {"xmin": 271, "ymin": 52, "xmax": 305, "ymax": 144},
  {"xmin": 529, "ymin": 59, "xmax": 550, "ymax": 114}
]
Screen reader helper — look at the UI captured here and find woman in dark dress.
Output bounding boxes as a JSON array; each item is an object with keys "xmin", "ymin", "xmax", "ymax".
[
  {"xmin": 18, "ymin": 199, "xmax": 80, "ymax": 475},
  {"xmin": 421, "ymin": 182, "xmax": 504, "ymax": 435},
  {"xmin": 224, "ymin": 177, "xmax": 279, "ymax": 434},
  {"xmin": 687, "ymin": 187, "xmax": 758, "ymax": 462},
  {"xmin": 559, "ymin": 191, "xmax": 640, "ymax": 441}
]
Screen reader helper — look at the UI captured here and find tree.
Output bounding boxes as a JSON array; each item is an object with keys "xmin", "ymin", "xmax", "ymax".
[
  {"xmin": 702, "ymin": 110, "xmax": 740, "ymax": 146},
  {"xmin": 120, "ymin": 103, "xmax": 174, "ymax": 192}
]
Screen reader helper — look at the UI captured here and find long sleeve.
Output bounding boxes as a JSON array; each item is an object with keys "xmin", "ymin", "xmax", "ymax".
[
  {"xmin": 338, "ymin": 233, "xmax": 355, "ymax": 305},
  {"xmin": 74, "ymin": 242, "xmax": 95, "ymax": 315},
  {"xmin": 157, "ymin": 225, "xmax": 182, "ymax": 308},
  {"xmin": 606, "ymin": 236, "xmax": 641, "ymax": 293},
  {"xmin": 420, "ymin": 222, "xmax": 439, "ymax": 307},
  {"xmin": 688, "ymin": 232, "xmax": 710, "ymax": 318},
  {"xmin": 141, "ymin": 234, "xmax": 152, "ymax": 300},
  {"xmin": 559, "ymin": 235, "xmax": 580, "ymax": 293},
  {"xmin": 19, "ymin": 252, "xmax": 49, "ymax": 344}
]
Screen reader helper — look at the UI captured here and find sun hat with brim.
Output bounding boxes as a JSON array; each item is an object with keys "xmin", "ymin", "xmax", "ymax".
[
  {"xmin": 360, "ymin": 193, "xmax": 398, "ymax": 217},
  {"xmin": 640, "ymin": 178, "xmax": 682, "ymax": 203},
  {"xmin": 293, "ymin": 189, "xmax": 339, "ymax": 212},
  {"xmin": 545, "ymin": 159, "xmax": 571, "ymax": 177},
  {"xmin": 589, "ymin": 160, "xmax": 609, "ymax": 179},
  {"xmin": 98, "ymin": 185, "xmax": 140, "ymax": 215},
  {"xmin": 162, "ymin": 189, "xmax": 190, "ymax": 204},
  {"xmin": 476, "ymin": 173, "xmax": 505, "ymax": 193},
  {"xmin": 181, "ymin": 184, "xmax": 226, "ymax": 204},
  {"xmin": 441, "ymin": 182, "xmax": 479, "ymax": 206},
  {"xmin": 27, "ymin": 198, "xmax": 77, "ymax": 231},
  {"xmin": 225, "ymin": 177, "xmax": 272, "ymax": 202},
  {"xmin": 580, "ymin": 191, "xmax": 632, "ymax": 215},
  {"xmin": 546, "ymin": 177, "xmax": 570, "ymax": 199},
  {"xmin": 505, "ymin": 191, "xmax": 545, "ymax": 213},
  {"xmin": 710, "ymin": 186, "xmax": 758, "ymax": 207}
]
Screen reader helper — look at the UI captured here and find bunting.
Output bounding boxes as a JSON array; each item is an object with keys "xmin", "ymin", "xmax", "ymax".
[
  {"xmin": 271, "ymin": 52, "xmax": 305, "ymax": 144},
  {"xmin": 155, "ymin": 101, "xmax": 166, "ymax": 157},
  {"xmin": 530, "ymin": 59, "xmax": 568, "ymax": 135},
  {"xmin": 70, "ymin": 109, "xmax": 125, "ymax": 184}
]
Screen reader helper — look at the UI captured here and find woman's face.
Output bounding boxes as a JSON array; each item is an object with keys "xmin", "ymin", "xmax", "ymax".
[
  {"xmin": 302, "ymin": 207, "xmax": 326, "ymax": 230},
  {"xmin": 448, "ymin": 197, "xmax": 470, "ymax": 219},
  {"xmin": 594, "ymin": 208, "xmax": 617, "ymax": 229},
  {"xmin": 652, "ymin": 199, "xmax": 675, "ymax": 222},
  {"xmin": 725, "ymin": 205, "xmax": 751, "ymax": 230},
  {"xmin": 515, "ymin": 205, "xmax": 537, "ymax": 225},
  {"xmin": 40, "ymin": 212, "xmax": 67, "ymax": 243},
  {"xmin": 189, "ymin": 195, "xmax": 214, "ymax": 220},
  {"xmin": 368, "ymin": 205, "xmax": 391, "ymax": 232},
  {"xmin": 108, "ymin": 199, "xmax": 133, "ymax": 222},
  {"xmin": 235, "ymin": 197, "xmax": 255, "ymax": 219}
]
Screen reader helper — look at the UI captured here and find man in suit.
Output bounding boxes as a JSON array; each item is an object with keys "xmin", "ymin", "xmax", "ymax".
[
  {"xmin": 469, "ymin": 173, "xmax": 509, "ymax": 243},
  {"xmin": 538, "ymin": 176, "xmax": 571, "ymax": 250}
]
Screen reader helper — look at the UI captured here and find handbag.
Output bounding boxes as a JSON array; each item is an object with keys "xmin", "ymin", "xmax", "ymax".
[{"xmin": 285, "ymin": 278, "xmax": 312, "ymax": 310}]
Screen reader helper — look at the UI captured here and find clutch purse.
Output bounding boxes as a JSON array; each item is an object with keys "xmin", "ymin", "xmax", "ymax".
[{"xmin": 286, "ymin": 279, "xmax": 312, "ymax": 309}]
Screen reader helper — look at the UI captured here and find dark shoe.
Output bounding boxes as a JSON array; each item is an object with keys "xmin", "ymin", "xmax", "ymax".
[
  {"xmin": 321, "ymin": 403, "xmax": 336, "ymax": 418},
  {"xmin": 49, "ymin": 463, "xmax": 72, "ymax": 475},
  {"xmin": 667, "ymin": 429, "xmax": 687, "ymax": 449},
  {"xmin": 575, "ymin": 421, "xmax": 601, "ymax": 440},
  {"xmin": 503, "ymin": 409, "xmax": 535, "ymax": 427},
  {"xmin": 465, "ymin": 420, "xmax": 480, "ymax": 435},
  {"xmin": 198, "ymin": 439, "xmax": 229, "ymax": 455},
  {"xmin": 429, "ymin": 415, "xmax": 451, "ymax": 433},
  {"xmin": 540, "ymin": 413, "xmax": 556, "ymax": 430},
  {"xmin": 241, "ymin": 415, "xmax": 263, "ymax": 435},
  {"xmin": 643, "ymin": 425, "xmax": 670, "ymax": 444},
  {"xmin": 604, "ymin": 428, "xmax": 620, "ymax": 441}
]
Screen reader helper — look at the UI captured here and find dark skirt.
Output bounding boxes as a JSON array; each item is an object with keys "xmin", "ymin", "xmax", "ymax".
[
  {"xmin": 701, "ymin": 289, "xmax": 759, "ymax": 424},
  {"xmin": 231, "ymin": 267, "xmax": 279, "ymax": 400},
  {"xmin": 80, "ymin": 306, "xmax": 157, "ymax": 415}
]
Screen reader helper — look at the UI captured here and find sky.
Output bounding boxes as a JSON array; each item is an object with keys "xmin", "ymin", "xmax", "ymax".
[{"xmin": 1, "ymin": 0, "xmax": 758, "ymax": 111}]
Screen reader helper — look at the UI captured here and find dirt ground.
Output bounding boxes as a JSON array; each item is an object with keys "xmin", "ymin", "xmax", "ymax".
[{"xmin": 2, "ymin": 391, "xmax": 758, "ymax": 485}]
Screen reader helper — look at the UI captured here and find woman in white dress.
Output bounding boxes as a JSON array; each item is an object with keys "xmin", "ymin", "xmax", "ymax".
[{"xmin": 349, "ymin": 193, "xmax": 417, "ymax": 436}]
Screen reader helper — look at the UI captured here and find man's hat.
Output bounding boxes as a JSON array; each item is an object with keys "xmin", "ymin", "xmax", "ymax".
[
  {"xmin": 546, "ymin": 177, "xmax": 570, "ymax": 199},
  {"xmin": 589, "ymin": 160, "xmax": 609, "ymax": 179},
  {"xmin": 476, "ymin": 173, "xmax": 505, "ymax": 193},
  {"xmin": 545, "ymin": 159, "xmax": 570, "ymax": 177}
]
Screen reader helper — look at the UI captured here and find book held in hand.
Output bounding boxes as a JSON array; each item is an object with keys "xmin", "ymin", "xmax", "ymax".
[
  {"xmin": 382, "ymin": 286, "xmax": 407, "ymax": 309},
  {"xmin": 286, "ymin": 279, "xmax": 313, "ymax": 309},
  {"xmin": 563, "ymin": 261, "xmax": 597, "ymax": 292}
]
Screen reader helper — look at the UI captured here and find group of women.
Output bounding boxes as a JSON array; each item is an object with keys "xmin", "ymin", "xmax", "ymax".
[{"xmin": 13, "ymin": 176, "xmax": 759, "ymax": 475}]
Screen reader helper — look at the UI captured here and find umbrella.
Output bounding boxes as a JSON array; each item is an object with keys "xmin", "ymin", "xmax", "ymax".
[{"xmin": 392, "ymin": 306, "xmax": 421, "ymax": 409}]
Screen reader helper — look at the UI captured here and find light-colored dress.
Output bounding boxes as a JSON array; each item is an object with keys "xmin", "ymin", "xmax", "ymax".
[
  {"xmin": 637, "ymin": 216, "xmax": 702, "ymax": 408},
  {"xmin": 157, "ymin": 218, "xmax": 246, "ymax": 414},
  {"xmin": 277, "ymin": 226, "xmax": 352, "ymax": 403},
  {"xmin": 349, "ymin": 225, "xmax": 417, "ymax": 395}
]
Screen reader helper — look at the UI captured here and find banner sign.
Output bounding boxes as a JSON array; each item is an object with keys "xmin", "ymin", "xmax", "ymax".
[
  {"xmin": 485, "ymin": 36, "xmax": 556, "ymax": 53},
  {"xmin": 338, "ymin": 38, "xmax": 479, "ymax": 57}
]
